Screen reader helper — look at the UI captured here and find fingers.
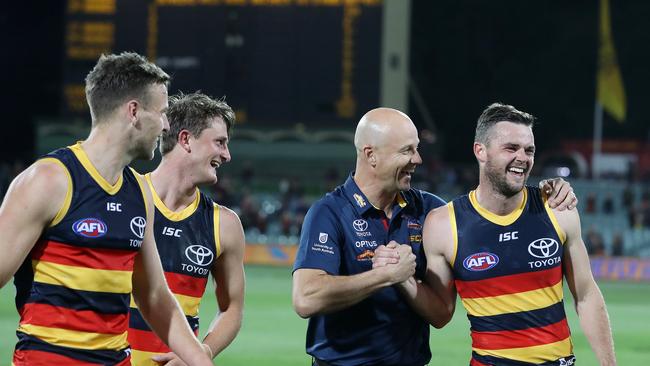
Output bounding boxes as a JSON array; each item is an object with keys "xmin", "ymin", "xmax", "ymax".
[
  {"xmin": 151, "ymin": 352, "xmax": 176, "ymax": 363},
  {"xmin": 372, "ymin": 245, "xmax": 400, "ymax": 268},
  {"xmin": 543, "ymin": 178, "xmax": 576, "ymax": 210}
]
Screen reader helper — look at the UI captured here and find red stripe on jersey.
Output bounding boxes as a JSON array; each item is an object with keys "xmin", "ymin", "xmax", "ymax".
[
  {"xmin": 164, "ymin": 271, "xmax": 208, "ymax": 298},
  {"xmin": 471, "ymin": 318, "xmax": 571, "ymax": 350},
  {"xmin": 13, "ymin": 350, "xmax": 100, "ymax": 366},
  {"xmin": 32, "ymin": 240, "xmax": 137, "ymax": 271},
  {"xmin": 456, "ymin": 265, "xmax": 562, "ymax": 299},
  {"xmin": 19, "ymin": 303, "xmax": 128, "ymax": 335},
  {"xmin": 128, "ymin": 327, "xmax": 170, "ymax": 353}
]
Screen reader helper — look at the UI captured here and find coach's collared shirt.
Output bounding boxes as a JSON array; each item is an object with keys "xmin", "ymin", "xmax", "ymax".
[{"xmin": 293, "ymin": 173, "xmax": 445, "ymax": 366}]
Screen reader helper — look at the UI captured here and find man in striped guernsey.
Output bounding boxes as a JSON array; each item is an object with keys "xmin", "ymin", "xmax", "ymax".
[
  {"xmin": 128, "ymin": 92, "xmax": 245, "ymax": 365},
  {"xmin": 0, "ymin": 53, "xmax": 213, "ymax": 366},
  {"xmin": 418, "ymin": 103, "xmax": 616, "ymax": 365}
]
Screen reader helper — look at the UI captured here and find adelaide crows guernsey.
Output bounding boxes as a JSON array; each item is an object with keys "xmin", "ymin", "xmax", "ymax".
[
  {"xmin": 128, "ymin": 173, "xmax": 220, "ymax": 366},
  {"xmin": 13, "ymin": 143, "xmax": 148, "ymax": 365},
  {"xmin": 450, "ymin": 186, "xmax": 575, "ymax": 366}
]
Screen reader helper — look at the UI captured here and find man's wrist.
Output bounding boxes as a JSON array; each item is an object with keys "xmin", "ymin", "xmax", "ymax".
[{"xmin": 202, "ymin": 343, "xmax": 214, "ymax": 359}]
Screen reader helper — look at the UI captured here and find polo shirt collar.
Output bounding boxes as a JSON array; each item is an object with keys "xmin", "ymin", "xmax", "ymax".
[{"xmin": 343, "ymin": 172, "xmax": 409, "ymax": 216}]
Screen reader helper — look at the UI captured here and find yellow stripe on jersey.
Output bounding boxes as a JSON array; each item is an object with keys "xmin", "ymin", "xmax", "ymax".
[
  {"xmin": 214, "ymin": 204, "xmax": 221, "ymax": 258},
  {"xmin": 17, "ymin": 323, "xmax": 128, "ymax": 350},
  {"xmin": 130, "ymin": 291, "xmax": 200, "ymax": 316},
  {"xmin": 69, "ymin": 142, "xmax": 123, "ymax": 195},
  {"xmin": 462, "ymin": 281, "xmax": 563, "ymax": 317},
  {"xmin": 175, "ymin": 293, "xmax": 201, "ymax": 317},
  {"xmin": 469, "ymin": 189, "xmax": 527, "ymax": 226},
  {"xmin": 131, "ymin": 349, "xmax": 162, "ymax": 366},
  {"xmin": 447, "ymin": 202, "xmax": 458, "ymax": 267},
  {"xmin": 37, "ymin": 158, "xmax": 73, "ymax": 227},
  {"xmin": 474, "ymin": 336, "xmax": 573, "ymax": 364},
  {"xmin": 33, "ymin": 260, "xmax": 133, "ymax": 294},
  {"xmin": 544, "ymin": 200, "xmax": 567, "ymax": 244},
  {"xmin": 145, "ymin": 173, "xmax": 200, "ymax": 222}
]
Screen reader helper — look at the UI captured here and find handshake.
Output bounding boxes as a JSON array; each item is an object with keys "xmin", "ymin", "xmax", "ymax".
[{"xmin": 372, "ymin": 241, "xmax": 417, "ymax": 285}]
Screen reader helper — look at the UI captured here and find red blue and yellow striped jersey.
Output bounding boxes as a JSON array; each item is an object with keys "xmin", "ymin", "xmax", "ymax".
[
  {"xmin": 128, "ymin": 173, "xmax": 220, "ymax": 366},
  {"xmin": 449, "ymin": 186, "xmax": 575, "ymax": 366},
  {"xmin": 12, "ymin": 143, "xmax": 148, "ymax": 365}
]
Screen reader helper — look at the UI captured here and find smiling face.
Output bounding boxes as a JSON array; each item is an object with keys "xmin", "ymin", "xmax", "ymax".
[
  {"xmin": 374, "ymin": 119, "xmax": 422, "ymax": 192},
  {"xmin": 478, "ymin": 121, "xmax": 535, "ymax": 197},
  {"xmin": 187, "ymin": 117, "xmax": 231, "ymax": 185}
]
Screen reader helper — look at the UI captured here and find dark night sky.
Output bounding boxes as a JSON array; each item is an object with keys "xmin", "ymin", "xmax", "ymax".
[{"xmin": 2, "ymin": 0, "xmax": 649, "ymax": 164}]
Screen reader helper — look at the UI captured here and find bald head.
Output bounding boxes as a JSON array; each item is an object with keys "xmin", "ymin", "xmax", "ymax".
[{"xmin": 354, "ymin": 108, "xmax": 413, "ymax": 152}]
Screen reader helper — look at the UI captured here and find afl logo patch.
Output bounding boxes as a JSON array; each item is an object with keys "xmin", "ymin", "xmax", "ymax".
[
  {"xmin": 72, "ymin": 218, "xmax": 107, "ymax": 238},
  {"xmin": 463, "ymin": 252, "xmax": 499, "ymax": 271}
]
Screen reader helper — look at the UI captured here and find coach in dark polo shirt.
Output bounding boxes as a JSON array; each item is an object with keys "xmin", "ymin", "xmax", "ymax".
[{"xmin": 292, "ymin": 108, "xmax": 447, "ymax": 366}]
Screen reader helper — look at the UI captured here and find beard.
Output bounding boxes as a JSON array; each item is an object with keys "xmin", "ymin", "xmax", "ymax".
[{"xmin": 485, "ymin": 160, "xmax": 527, "ymax": 198}]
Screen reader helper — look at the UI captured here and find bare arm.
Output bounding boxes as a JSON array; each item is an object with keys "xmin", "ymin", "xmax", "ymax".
[
  {"xmin": 391, "ymin": 206, "xmax": 457, "ymax": 328},
  {"xmin": 0, "ymin": 160, "xmax": 67, "ymax": 288},
  {"xmin": 202, "ymin": 206, "xmax": 245, "ymax": 358},
  {"xmin": 555, "ymin": 207, "xmax": 616, "ymax": 365},
  {"xmin": 131, "ymin": 179, "xmax": 212, "ymax": 366},
  {"xmin": 292, "ymin": 256, "xmax": 415, "ymax": 318}
]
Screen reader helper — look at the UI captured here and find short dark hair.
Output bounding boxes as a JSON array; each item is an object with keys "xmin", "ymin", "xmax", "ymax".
[
  {"xmin": 160, "ymin": 92, "xmax": 235, "ymax": 155},
  {"xmin": 475, "ymin": 103, "xmax": 535, "ymax": 144},
  {"xmin": 85, "ymin": 52, "xmax": 170, "ymax": 123}
]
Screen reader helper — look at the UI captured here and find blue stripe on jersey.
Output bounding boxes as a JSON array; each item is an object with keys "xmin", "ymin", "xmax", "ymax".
[
  {"xmin": 16, "ymin": 331, "xmax": 129, "ymax": 364},
  {"xmin": 129, "ymin": 306, "xmax": 199, "ymax": 332},
  {"xmin": 468, "ymin": 301, "xmax": 567, "ymax": 332},
  {"xmin": 22, "ymin": 282, "xmax": 129, "ymax": 314}
]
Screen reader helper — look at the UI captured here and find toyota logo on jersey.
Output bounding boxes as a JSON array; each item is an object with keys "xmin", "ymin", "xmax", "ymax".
[{"xmin": 185, "ymin": 245, "xmax": 215, "ymax": 266}]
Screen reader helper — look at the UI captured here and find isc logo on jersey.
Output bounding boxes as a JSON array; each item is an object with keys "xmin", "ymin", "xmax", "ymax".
[
  {"xmin": 463, "ymin": 252, "xmax": 499, "ymax": 271},
  {"xmin": 72, "ymin": 218, "xmax": 107, "ymax": 238}
]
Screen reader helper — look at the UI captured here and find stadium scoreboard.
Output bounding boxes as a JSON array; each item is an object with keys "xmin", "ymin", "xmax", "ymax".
[{"xmin": 63, "ymin": 0, "xmax": 383, "ymax": 127}]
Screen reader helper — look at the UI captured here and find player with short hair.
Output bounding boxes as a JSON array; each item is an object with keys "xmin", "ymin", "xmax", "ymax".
[
  {"xmin": 128, "ymin": 92, "xmax": 245, "ymax": 365},
  {"xmin": 401, "ymin": 103, "xmax": 616, "ymax": 365},
  {"xmin": 0, "ymin": 52, "xmax": 212, "ymax": 366}
]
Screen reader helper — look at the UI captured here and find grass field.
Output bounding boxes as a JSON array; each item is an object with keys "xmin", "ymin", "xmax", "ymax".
[{"xmin": 1, "ymin": 265, "xmax": 649, "ymax": 365}]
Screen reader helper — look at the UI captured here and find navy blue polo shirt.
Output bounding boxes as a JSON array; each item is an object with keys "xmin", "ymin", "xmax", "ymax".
[{"xmin": 293, "ymin": 174, "xmax": 446, "ymax": 366}]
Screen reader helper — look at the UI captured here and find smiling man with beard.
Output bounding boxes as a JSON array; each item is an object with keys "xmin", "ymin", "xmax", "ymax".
[{"xmin": 407, "ymin": 103, "xmax": 616, "ymax": 365}]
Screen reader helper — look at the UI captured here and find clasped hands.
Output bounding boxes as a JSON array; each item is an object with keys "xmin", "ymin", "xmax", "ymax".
[{"xmin": 372, "ymin": 241, "xmax": 417, "ymax": 284}]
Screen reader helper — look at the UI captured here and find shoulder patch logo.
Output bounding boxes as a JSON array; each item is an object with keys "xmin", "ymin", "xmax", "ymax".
[
  {"xmin": 463, "ymin": 252, "xmax": 499, "ymax": 271},
  {"xmin": 319, "ymin": 232, "xmax": 329, "ymax": 243},
  {"xmin": 353, "ymin": 193, "xmax": 366, "ymax": 207},
  {"xmin": 72, "ymin": 218, "xmax": 107, "ymax": 238}
]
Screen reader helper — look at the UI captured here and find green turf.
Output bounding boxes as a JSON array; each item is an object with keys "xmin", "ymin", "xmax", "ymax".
[{"xmin": 1, "ymin": 266, "xmax": 649, "ymax": 365}]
